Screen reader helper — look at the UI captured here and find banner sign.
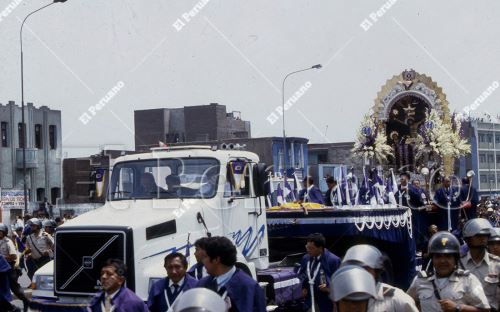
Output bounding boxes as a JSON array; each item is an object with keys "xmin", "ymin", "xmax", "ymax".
[{"xmin": 0, "ymin": 189, "xmax": 25, "ymax": 210}]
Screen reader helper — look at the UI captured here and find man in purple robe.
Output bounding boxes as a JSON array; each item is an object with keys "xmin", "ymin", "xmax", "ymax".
[
  {"xmin": 297, "ymin": 233, "xmax": 341, "ymax": 312},
  {"xmin": 147, "ymin": 252, "xmax": 197, "ymax": 312},
  {"xmin": 196, "ymin": 236, "xmax": 266, "ymax": 312},
  {"xmin": 187, "ymin": 237, "xmax": 209, "ymax": 280},
  {"xmin": 88, "ymin": 259, "xmax": 148, "ymax": 312},
  {"xmin": 297, "ymin": 177, "xmax": 324, "ymax": 204}
]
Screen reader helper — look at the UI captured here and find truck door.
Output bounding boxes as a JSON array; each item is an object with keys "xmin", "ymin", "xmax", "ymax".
[{"xmin": 223, "ymin": 159, "xmax": 269, "ymax": 268}]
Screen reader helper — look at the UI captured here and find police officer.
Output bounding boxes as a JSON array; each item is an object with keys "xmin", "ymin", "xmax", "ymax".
[
  {"xmin": 488, "ymin": 228, "xmax": 500, "ymax": 257},
  {"xmin": 43, "ymin": 220, "xmax": 57, "ymax": 236},
  {"xmin": 461, "ymin": 218, "xmax": 500, "ymax": 311},
  {"xmin": 341, "ymin": 244, "xmax": 418, "ymax": 311},
  {"xmin": 24, "ymin": 218, "xmax": 54, "ymax": 280},
  {"xmin": 407, "ymin": 231, "xmax": 490, "ymax": 311},
  {"xmin": 0, "ymin": 224, "xmax": 29, "ymax": 311},
  {"xmin": 329, "ymin": 264, "xmax": 377, "ymax": 312}
]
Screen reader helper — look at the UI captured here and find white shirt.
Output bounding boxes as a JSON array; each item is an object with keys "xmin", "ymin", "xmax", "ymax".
[
  {"xmin": 216, "ymin": 266, "xmax": 236, "ymax": 291},
  {"xmin": 168, "ymin": 277, "xmax": 184, "ymax": 292}
]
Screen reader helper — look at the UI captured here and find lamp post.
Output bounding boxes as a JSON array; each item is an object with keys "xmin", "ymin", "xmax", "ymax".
[
  {"xmin": 20, "ymin": 0, "xmax": 68, "ymax": 213},
  {"xmin": 281, "ymin": 64, "xmax": 321, "ymax": 176}
]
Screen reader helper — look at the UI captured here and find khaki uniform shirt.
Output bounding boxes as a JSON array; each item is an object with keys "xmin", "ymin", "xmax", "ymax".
[
  {"xmin": 0, "ymin": 237, "xmax": 18, "ymax": 266},
  {"xmin": 407, "ymin": 270, "xmax": 490, "ymax": 312},
  {"xmin": 461, "ymin": 251, "xmax": 500, "ymax": 310},
  {"xmin": 368, "ymin": 282, "xmax": 418, "ymax": 312},
  {"xmin": 26, "ymin": 231, "xmax": 53, "ymax": 259}
]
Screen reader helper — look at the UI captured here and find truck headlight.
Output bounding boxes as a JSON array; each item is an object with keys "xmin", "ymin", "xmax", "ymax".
[
  {"xmin": 148, "ymin": 278, "xmax": 162, "ymax": 292},
  {"xmin": 35, "ymin": 275, "xmax": 54, "ymax": 290}
]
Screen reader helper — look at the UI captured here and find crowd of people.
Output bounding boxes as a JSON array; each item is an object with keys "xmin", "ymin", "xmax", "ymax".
[
  {"xmin": 1, "ymin": 171, "xmax": 499, "ymax": 311},
  {"xmin": 0, "ymin": 213, "xmax": 69, "ymax": 311},
  {"xmin": 61, "ymin": 224, "xmax": 500, "ymax": 312}
]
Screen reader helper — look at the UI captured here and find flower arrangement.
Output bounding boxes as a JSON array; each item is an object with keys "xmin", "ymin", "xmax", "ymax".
[
  {"xmin": 352, "ymin": 113, "xmax": 393, "ymax": 163},
  {"xmin": 415, "ymin": 110, "xmax": 470, "ymax": 160}
]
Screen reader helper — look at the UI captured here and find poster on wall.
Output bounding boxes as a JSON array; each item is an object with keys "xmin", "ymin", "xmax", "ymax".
[{"xmin": 0, "ymin": 189, "xmax": 25, "ymax": 210}]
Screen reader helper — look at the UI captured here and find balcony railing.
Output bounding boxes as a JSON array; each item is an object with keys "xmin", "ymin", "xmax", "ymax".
[{"xmin": 16, "ymin": 148, "xmax": 39, "ymax": 168}]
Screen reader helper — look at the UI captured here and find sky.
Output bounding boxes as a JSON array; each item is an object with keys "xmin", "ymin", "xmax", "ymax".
[{"xmin": 1, "ymin": 0, "xmax": 499, "ymax": 157}]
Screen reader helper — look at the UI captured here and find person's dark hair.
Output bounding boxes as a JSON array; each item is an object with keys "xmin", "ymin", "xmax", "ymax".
[
  {"xmin": 307, "ymin": 233, "xmax": 326, "ymax": 248},
  {"xmin": 194, "ymin": 237, "xmax": 210, "ymax": 250},
  {"xmin": 400, "ymin": 172, "xmax": 410, "ymax": 180},
  {"xmin": 23, "ymin": 214, "xmax": 31, "ymax": 222},
  {"xmin": 303, "ymin": 176, "xmax": 314, "ymax": 185},
  {"xmin": 326, "ymin": 177, "xmax": 337, "ymax": 185},
  {"xmin": 462, "ymin": 177, "xmax": 469, "ymax": 185},
  {"xmin": 164, "ymin": 252, "xmax": 188, "ymax": 268},
  {"xmin": 204, "ymin": 237, "xmax": 237, "ymax": 267},
  {"xmin": 55, "ymin": 217, "xmax": 62, "ymax": 223},
  {"xmin": 104, "ymin": 258, "xmax": 127, "ymax": 277}
]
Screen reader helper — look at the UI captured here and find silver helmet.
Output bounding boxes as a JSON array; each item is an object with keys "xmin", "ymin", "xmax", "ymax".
[
  {"xmin": 330, "ymin": 265, "xmax": 377, "ymax": 302},
  {"xmin": 341, "ymin": 244, "xmax": 384, "ymax": 269},
  {"xmin": 28, "ymin": 218, "xmax": 43, "ymax": 228},
  {"xmin": 489, "ymin": 228, "xmax": 500, "ymax": 242},
  {"xmin": 463, "ymin": 218, "xmax": 493, "ymax": 238},
  {"xmin": 173, "ymin": 288, "xmax": 227, "ymax": 312},
  {"xmin": 0, "ymin": 223, "xmax": 8, "ymax": 234}
]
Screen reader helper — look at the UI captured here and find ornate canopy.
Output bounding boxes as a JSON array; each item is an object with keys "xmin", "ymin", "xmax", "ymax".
[{"xmin": 370, "ymin": 69, "xmax": 454, "ymax": 174}]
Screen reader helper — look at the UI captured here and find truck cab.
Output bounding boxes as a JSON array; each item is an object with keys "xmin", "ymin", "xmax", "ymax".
[{"xmin": 33, "ymin": 145, "xmax": 271, "ymax": 303}]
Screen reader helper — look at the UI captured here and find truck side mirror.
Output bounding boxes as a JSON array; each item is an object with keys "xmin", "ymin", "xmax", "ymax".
[{"xmin": 253, "ymin": 163, "xmax": 268, "ymax": 197}]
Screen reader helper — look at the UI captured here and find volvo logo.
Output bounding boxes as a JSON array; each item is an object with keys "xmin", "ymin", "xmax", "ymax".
[{"xmin": 83, "ymin": 256, "xmax": 93, "ymax": 269}]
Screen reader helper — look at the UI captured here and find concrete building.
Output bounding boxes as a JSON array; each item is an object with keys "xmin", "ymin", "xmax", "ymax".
[
  {"xmin": 308, "ymin": 142, "xmax": 364, "ymax": 191},
  {"xmin": 134, "ymin": 103, "xmax": 251, "ymax": 151},
  {"xmin": 171, "ymin": 136, "xmax": 309, "ymax": 177},
  {"xmin": 457, "ymin": 118, "xmax": 500, "ymax": 198},
  {"xmin": 0, "ymin": 101, "xmax": 62, "ymax": 222},
  {"xmin": 62, "ymin": 150, "xmax": 136, "ymax": 204}
]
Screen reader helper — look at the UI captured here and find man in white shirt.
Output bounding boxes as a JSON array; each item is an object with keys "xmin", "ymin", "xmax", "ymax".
[{"xmin": 0, "ymin": 223, "xmax": 29, "ymax": 311}]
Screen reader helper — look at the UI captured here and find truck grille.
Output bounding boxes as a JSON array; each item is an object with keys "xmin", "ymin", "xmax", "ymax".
[{"xmin": 54, "ymin": 227, "xmax": 134, "ymax": 296}]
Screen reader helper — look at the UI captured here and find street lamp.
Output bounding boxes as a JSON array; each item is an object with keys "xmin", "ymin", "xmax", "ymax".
[
  {"xmin": 20, "ymin": 0, "xmax": 68, "ymax": 213},
  {"xmin": 281, "ymin": 64, "xmax": 322, "ymax": 176}
]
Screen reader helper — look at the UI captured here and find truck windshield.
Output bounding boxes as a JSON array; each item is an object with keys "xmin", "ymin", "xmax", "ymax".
[{"xmin": 109, "ymin": 158, "xmax": 220, "ymax": 200}]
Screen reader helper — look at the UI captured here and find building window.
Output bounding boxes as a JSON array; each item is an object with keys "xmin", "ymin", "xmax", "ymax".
[
  {"xmin": 1, "ymin": 122, "xmax": 7, "ymax": 147},
  {"xmin": 36, "ymin": 188, "xmax": 45, "ymax": 202},
  {"xmin": 479, "ymin": 133, "xmax": 485, "ymax": 142},
  {"xmin": 50, "ymin": 187, "xmax": 60, "ymax": 205},
  {"xmin": 480, "ymin": 175, "xmax": 487, "ymax": 183},
  {"xmin": 35, "ymin": 124, "xmax": 42, "ymax": 148},
  {"xmin": 488, "ymin": 154, "xmax": 494, "ymax": 163},
  {"xmin": 49, "ymin": 125, "xmax": 56, "ymax": 149},
  {"xmin": 18, "ymin": 123, "xmax": 25, "ymax": 148},
  {"xmin": 496, "ymin": 134, "xmax": 500, "ymax": 144},
  {"xmin": 497, "ymin": 155, "xmax": 500, "ymax": 164},
  {"xmin": 487, "ymin": 134, "xmax": 493, "ymax": 144},
  {"xmin": 318, "ymin": 153, "xmax": 328, "ymax": 163},
  {"xmin": 479, "ymin": 154, "xmax": 486, "ymax": 163}
]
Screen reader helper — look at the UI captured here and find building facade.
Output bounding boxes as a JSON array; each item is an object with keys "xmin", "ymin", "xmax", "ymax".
[
  {"xmin": 134, "ymin": 103, "xmax": 251, "ymax": 151},
  {"xmin": 308, "ymin": 142, "xmax": 364, "ymax": 191},
  {"xmin": 458, "ymin": 119, "xmax": 500, "ymax": 198},
  {"xmin": 0, "ymin": 101, "xmax": 62, "ymax": 220},
  {"xmin": 169, "ymin": 136, "xmax": 308, "ymax": 177}
]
